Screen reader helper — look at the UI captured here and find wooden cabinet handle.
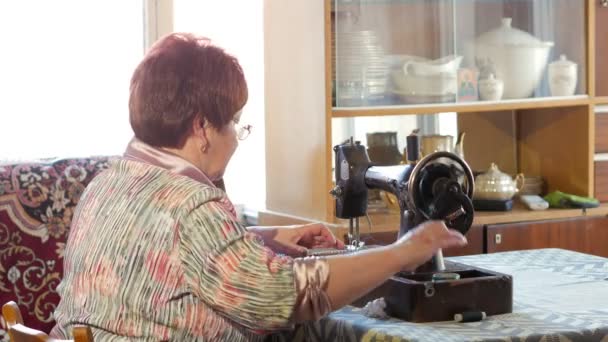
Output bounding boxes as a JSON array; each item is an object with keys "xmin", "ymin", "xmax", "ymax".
[{"xmin": 495, "ymin": 233, "xmax": 502, "ymax": 245}]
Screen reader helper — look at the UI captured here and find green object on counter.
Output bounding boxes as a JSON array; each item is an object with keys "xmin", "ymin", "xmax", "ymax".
[{"xmin": 543, "ymin": 191, "xmax": 600, "ymax": 209}]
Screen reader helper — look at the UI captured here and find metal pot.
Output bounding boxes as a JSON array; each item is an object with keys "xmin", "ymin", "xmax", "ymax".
[
  {"xmin": 420, "ymin": 132, "xmax": 465, "ymax": 159},
  {"xmin": 420, "ymin": 135, "xmax": 453, "ymax": 156}
]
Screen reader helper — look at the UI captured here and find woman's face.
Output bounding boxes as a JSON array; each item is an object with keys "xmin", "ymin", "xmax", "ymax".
[{"xmin": 204, "ymin": 110, "xmax": 242, "ymax": 180}]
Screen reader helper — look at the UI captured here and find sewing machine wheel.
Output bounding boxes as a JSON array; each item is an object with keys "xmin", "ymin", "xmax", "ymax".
[{"xmin": 407, "ymin": 152, "xmax": 475, "ymax": 235}]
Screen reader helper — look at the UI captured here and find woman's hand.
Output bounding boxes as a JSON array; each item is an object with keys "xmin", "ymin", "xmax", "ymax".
[
  {"xmin": 393, "ymin": 220, "xmax": 467, "ymax": 271},
  {"xmin": 248, "ymin": 223, "xmax": 345, "ymax": 257}
]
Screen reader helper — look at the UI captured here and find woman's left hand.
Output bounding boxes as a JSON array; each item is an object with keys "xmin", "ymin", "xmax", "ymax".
[{"xmin": 248, "ymin": 223, "xmax": 345, "ymax": 257}]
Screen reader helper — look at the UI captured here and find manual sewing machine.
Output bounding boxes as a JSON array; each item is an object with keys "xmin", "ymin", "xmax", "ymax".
[{"xmin": 326, "ymin": 136, "xmax": 512, "ymax": 322}]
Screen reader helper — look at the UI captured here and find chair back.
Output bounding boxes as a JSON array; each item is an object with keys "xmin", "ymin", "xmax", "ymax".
[
  {"xmin": 2, "ymin": 301, "xmax": 24, "ymax": 326},
  {"xmin": 2, "ymin": 301, "xmax": 94, "ymax": 342}
]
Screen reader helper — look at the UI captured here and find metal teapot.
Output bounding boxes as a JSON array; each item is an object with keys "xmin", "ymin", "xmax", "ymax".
[
  {"xmin": 420, "ymin": 131, "xmax": 466, "ymax": 159},
  {"xmin": 473, "ymin": 163, "xmax": 524, "ymax": 201}
]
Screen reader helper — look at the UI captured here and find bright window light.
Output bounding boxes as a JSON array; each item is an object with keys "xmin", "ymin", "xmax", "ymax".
[
  {"xmin": 173, "ymin": 0, "xmax": 265, "ymax": 211},
  {"xmin": 0, "ymin": 1, "xmax": 144, "ymax": 161}
]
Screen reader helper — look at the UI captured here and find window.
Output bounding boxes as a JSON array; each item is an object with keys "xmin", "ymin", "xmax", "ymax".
[
  {"xmin": 173, "ymin": 0, "xmax": 265, "ymax": 211},
  {"xmin": 0, "ymin": 1, "xmax": 145, "ymax": 161},
  {"xmin": 1, "ymin": 1, "xmax": 266, "ymax": 212}
]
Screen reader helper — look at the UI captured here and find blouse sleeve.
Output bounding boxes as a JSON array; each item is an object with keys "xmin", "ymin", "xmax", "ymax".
[{"xmin": 179, "ymin": 199, "xmax": 329, "ymax": 331}]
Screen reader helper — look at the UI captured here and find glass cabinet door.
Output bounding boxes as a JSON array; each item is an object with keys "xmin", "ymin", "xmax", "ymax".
[{"xmin": 332, "ymin": 0, "xmax": 587, "ymax": 108}]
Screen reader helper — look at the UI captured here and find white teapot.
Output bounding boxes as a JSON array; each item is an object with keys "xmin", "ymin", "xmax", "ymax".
[{"xmin": 474, "ymin": 163, "xmax": 524, "ymax": 201}]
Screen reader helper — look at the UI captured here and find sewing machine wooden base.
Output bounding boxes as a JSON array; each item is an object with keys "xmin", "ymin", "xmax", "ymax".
[{"xmin": 352, "ymin": 260, "xmax": 513, "ymax": 322}]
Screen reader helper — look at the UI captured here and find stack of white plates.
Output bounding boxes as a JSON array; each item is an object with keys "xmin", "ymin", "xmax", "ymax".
[{"xmin": 333, "ymin": 30, "xmax": 388, "ymax": 105}]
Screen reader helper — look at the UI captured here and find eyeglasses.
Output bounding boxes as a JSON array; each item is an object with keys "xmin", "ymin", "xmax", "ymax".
[{"xmin": 234, "ymin": 121, "xmax": 252, "ymax": 140}]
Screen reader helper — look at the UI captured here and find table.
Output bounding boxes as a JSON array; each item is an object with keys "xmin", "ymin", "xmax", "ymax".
[{"xmin": 286, "ymin": 248, "xmax": 608, "ymax": 342}]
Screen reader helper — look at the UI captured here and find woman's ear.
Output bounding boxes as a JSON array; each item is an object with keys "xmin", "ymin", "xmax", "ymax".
[{"xmin": 193, "ymin": 117, "xmax": 209, "ymax": 153}]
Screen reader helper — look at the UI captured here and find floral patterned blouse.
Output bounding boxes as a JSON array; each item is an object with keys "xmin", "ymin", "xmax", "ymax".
[{"xmin": 50, "ymin": 139, "xmax": 331, "ymax": 341}]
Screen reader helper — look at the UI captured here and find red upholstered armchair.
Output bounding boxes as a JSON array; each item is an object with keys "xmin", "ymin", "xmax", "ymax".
[{"xmin": 0, "ymin": 157, "xmax": 116, "ymax": 339}]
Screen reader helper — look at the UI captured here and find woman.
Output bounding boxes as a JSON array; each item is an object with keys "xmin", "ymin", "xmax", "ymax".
[{"xmin": 51, "ymin": 33, "xmax": 466, "ymax": 341}]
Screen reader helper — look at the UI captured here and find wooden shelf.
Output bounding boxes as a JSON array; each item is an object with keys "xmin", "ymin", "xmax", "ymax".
[
  {"xmin": 473, "ymin": 202, "xmax": 585, "ymax": 226},
  {"xmin": 335, "ymin": 200, "xmax": 606, "ymax": 231},
  {"xmin": 583, "ymin": 202, "xmax": 608, "ymax": 217},
  {"xmin": 260, "ymin": 201, "xmax": 608, "ymax": 243},
  {"xmin": 332, "ymin": 96, "xmax": 590, "ymax": 117},
  {"xmin": 261, "ymin": 194, "xmax": 608, "ymax": 250},
  {"xmin": 595, "ymin": 96, "xmax": 608, "ymax": 105}
]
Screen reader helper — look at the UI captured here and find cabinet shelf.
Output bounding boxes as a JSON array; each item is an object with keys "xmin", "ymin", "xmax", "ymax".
[
  {"xmin": 261, "ymin": 201, "xmax": 606, "ymax": 240},
  {"xmin": 331, "ymin": 201, "xmax": 594, "ymax": 234},
  {"xmin": 595, "ymin": 96, "xmax": 608, "ymax": 105},
  {"xmin": 582, "ymin": 202, "xmax": 608, "ymax": 217},
  {"xmin": 332, "ymin": 95, "xmax": 590, "ymax": 117},
  {"xmin": 473, "ymin": 202, "xmax": 586, "ymax": 226}
]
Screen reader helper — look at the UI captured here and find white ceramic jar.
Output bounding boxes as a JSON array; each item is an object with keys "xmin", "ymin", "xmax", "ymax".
[
  {"xmin": 478, "ymin": 74, "xmax": 504, "ymax": 101},
  {"xmin": 548, "ymin": 54, "xmax": 577, "ymax": 96}
]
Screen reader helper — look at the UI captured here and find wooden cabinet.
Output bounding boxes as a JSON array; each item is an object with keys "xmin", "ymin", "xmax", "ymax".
[
  {"xmin": 486, "ymin": 216, "xmax": 608, "ymax": 257},
  {"xmin": 595, "ymin": 111, "xmax": 608, "ymax": 153},
  {"xmin": 263, "ymin": 0, "xmax": 605, "ymax": 231},
  {"xmin": 355, "ymin": 216, "xmax": 608, "ymax": 258},
  {"xmin": 595, "ymin": 109, "xmax": 608, "ymax": 201},
  {"xmin": 595, "ymin": 0, "xmax": 608, "ymax": 98},
  {"xmin": 595, "ymin": 160, "xmax": 608, "ymax": 202},
  {"xmin": 443, "ymin": 225, "xmax": 484, "ymax": 257}
]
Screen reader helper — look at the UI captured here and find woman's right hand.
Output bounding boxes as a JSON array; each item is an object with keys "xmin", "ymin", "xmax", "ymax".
[
  {"xmin": 392, "ymin": 220, "xmax": 468, "ymax": 271},
  {"xmin": 309, "ymin": 220, "xmax": 468, "ymax": 315}
]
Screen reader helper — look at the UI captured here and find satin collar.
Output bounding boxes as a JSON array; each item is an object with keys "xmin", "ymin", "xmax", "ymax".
[{"xmin": 123, "ymin": 137, "xmax": 215, "ymax": 188}]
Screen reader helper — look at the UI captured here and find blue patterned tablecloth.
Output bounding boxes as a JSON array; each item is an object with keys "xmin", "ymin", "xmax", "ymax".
[{"xmin": 285, "ymin": 248, "xmax": 608, "ymax": 342}]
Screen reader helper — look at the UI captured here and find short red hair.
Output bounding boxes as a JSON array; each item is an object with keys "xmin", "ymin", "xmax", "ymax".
[{"xmin": 129, "ymin": 33, "xmax": 248, "ymax": 148}]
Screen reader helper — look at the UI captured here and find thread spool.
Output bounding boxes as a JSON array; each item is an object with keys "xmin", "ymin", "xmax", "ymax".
[
  {"xmin": 431, "ymin": 272, "xmax": 460, "ymax": 282},
  {"xmin": 406, "ymin": 134, "xmax": 420, "ymax": 163},
  {"xmin": 454, "ymin": 311, "xmax": 486, "ymax": 322}
]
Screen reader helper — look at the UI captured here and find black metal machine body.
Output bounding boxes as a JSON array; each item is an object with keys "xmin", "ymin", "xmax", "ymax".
[
  {"xmin": 330, "ymin": 137, "xmax": 512, "ymax": 322},
  {"xmin": 331, "ymin": 137, "xmax": 475, "ymax": 256}
]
